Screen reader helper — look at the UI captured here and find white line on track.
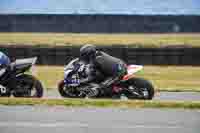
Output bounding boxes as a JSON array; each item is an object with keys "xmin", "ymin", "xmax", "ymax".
[{"xmin": 0, "ymin": 122, "xmax": 184, "ymax": 129}]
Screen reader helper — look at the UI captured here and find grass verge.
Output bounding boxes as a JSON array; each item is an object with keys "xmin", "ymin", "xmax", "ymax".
[
  {"xmin": 0, "ymin": 33, "xmax": 200, "ymax": 47},
  {"xmin": 33, "ymin": 65, "xmax": 200, "ymax": 92},
  {"xmin": 157, "ymin": 88, "xmax": 200, "ymax": 92},
  {"xmin": 0, "ymin": 98, "xmax": 200, "ymax": 109}
]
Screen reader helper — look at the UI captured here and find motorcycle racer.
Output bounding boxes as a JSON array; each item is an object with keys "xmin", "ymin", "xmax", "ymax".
[
  {"xmin": 59, "ymin": 45, "xmax": 155, "ymax": 100},
  {"xmin": 79, "ymin": 44, "xmax": 127, "ymax": 97}
]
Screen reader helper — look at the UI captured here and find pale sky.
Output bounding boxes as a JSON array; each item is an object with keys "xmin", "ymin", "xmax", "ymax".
[{"xmin": 0, "ymin": 0, "xmax": 199, "ymax": 15}]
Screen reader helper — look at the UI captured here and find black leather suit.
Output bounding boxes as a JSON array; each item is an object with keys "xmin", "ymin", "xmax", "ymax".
[{"xmin": 79, "ymin": 51, "xmax": 127, "ymax": 96}]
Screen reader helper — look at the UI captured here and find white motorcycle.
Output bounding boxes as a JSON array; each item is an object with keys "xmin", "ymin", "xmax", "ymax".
[{"xmin": 58, "ymin": 58, "xmax": 154, "ymax": 100}]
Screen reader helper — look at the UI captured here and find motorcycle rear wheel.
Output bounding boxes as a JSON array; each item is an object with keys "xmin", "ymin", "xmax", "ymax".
[
  {"xmin": 0, "ymin": 91, "xmax": 11, "ymax": 97},
  {"xmin": 13, "ymin": 74, "xmax": 43, "ymax": 98},
  {"xmin": 125, "ymin": 77, "xmax": 154, "ymax": 100}
]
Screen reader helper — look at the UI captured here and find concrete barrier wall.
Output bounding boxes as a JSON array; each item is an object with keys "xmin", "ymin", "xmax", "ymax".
[
  {"xmin": 0, "ymin": 14, "xmax": 200, "ymax": 33},
  {"xmin": 1, "ymin": 45, "xmax": 200, "ymax": 65}
]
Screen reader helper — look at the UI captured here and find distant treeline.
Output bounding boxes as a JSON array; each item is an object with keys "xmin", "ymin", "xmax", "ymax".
[{"xmin": 0, "ymin": 14, "xmax": 200, "ymax": 33}]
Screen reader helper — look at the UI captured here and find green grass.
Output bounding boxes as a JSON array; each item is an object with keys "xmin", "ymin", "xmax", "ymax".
[
  {"xmin": 137, "ymin": 66, "xmax": 200, "ymax": 92},
  {"xmin": 0, "ymin": 98, "xmax": 200, "ymax": 109},
  {"xmin": 0, "ymin": 33, "xmax": 200, "ymax": 47},
  {"xmin": 33, "ymin": 66, "xmax": 63, "ymax": 90},
  {"xmin": 33, "ymin": 65, "xmax": 200, "ymax": 92}
]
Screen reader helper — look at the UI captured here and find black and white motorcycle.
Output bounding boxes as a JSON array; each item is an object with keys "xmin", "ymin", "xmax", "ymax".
[
  {"xmin": 58, "ymin": 58, "xmax": 155, "ymax": 100},
  {"xmin": 0, "ymin": 57, "xmax": 43, "ymax": 98}
]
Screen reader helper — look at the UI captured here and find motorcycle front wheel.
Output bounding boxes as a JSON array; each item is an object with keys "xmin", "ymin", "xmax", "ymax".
[{"xmin": 58, "ymin": 80, "xmax": 84, "ymax": 98}]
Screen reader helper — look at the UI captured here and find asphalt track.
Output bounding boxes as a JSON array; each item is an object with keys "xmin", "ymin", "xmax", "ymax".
[
  {"xmin": 0, "ymin": 90, "xmax": 200, "ymax": 133},
  {"xmin": 45, "ymin": 89, "xmax": 200, "ymax": 101},
  {"xmin": 0, "ymin": 106, "xmax": 200, "ymax": 133}
]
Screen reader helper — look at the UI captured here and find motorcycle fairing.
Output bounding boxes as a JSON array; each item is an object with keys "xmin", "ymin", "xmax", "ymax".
[{"xmin": 122, "ymin": 65, "xmax": 143, "ymax": 80}]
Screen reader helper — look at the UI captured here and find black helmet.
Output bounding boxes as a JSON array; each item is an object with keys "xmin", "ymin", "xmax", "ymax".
[{"xmin": 80, "ymin": 44, "xmax": 96, "ymax": 62}]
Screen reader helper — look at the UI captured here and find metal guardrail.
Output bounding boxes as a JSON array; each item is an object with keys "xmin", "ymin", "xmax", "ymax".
[{"xmin": 1, "ymin": 45, "xmax": 200, "ymax": 65}]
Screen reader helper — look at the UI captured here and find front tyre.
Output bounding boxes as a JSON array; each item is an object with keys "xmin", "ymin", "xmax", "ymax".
[
  {"xmin": 58, "ymin": 80, "xmax": 83, "ymax": 98},
  {"xmin": 126, "ymin": 77, "xmax": 154, "ymax": 100},
  {"xmin": 13, "ymin": 74, "xmax": 43, "ymax": 98}
]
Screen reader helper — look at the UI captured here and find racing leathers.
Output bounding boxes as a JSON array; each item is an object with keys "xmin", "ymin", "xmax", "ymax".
[
  {"xmin": 77, "ymin": 60, "xmax": 103, "ymax": 97},
  {"xmin": 79, "ymin": 51, "xmax": 127, "ymax": 97},
  {"xmin": 93, "ymin": 51, "xmax": 127, "ymax": 91}
]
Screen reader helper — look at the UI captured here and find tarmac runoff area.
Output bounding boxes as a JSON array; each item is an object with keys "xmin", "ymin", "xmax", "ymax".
[
  {"xmin": 0, "ymin": 106, "xmax": 199, "ymax": 133},
  {"xmin": 0, "ymin": 90, "xmax": 200, "ymax": 133}
]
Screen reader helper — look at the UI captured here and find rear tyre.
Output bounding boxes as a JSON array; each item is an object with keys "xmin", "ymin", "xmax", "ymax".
[
  {"xmin": 13, "ymin": 74, "xmax": 43, "ymax": 98},
  {"xmin": 126, "ymin": 77, "xmax": 154, "ymax": 100},
  {"xmin": 0, "ymin": 91, "xmax": 11, "ymax": 97},
  {"xmin": 58, "ymin": 80, "xmax": 67, "ymax": 97}
]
